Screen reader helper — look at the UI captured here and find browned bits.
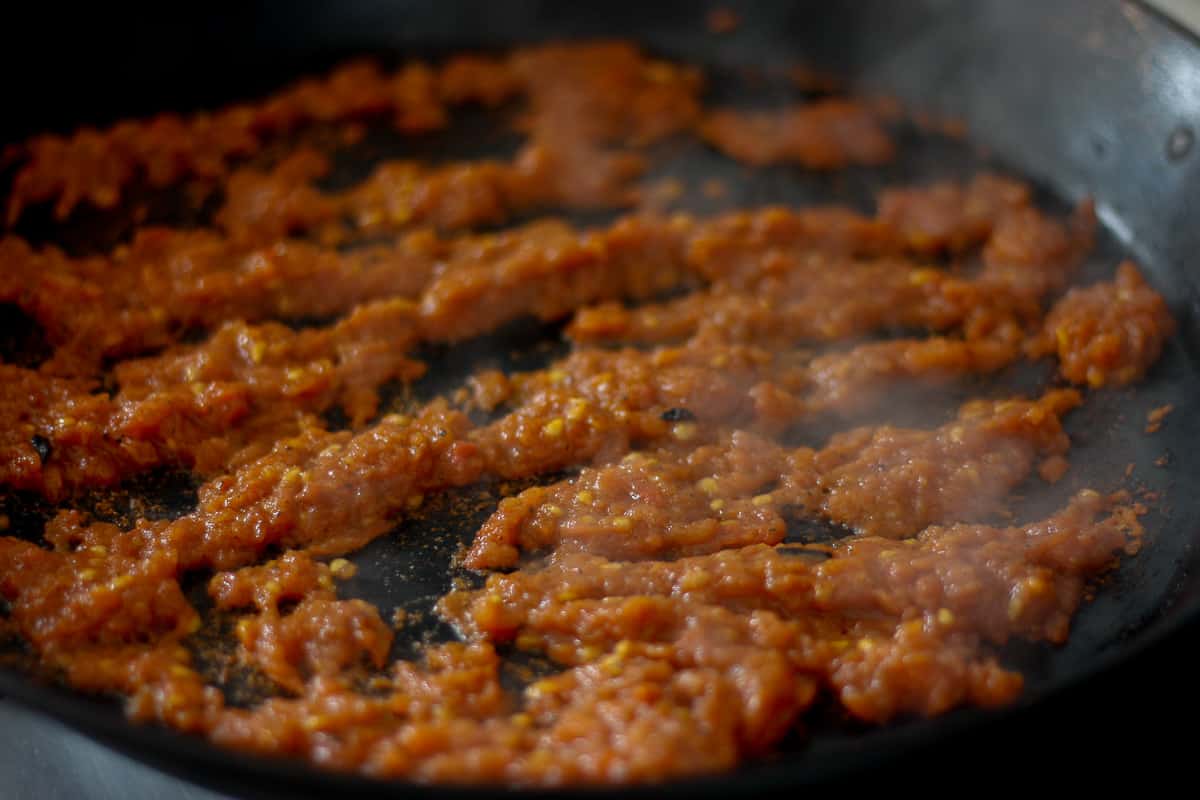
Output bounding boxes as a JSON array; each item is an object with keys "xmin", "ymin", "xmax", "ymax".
[
  {"xmin": 1145, "ymin": 403, "xmax": 1175, "ymax": 434},
  {"xmin": 1033, "ymin": 261, "xmax": 1176, "ymax": 388}
]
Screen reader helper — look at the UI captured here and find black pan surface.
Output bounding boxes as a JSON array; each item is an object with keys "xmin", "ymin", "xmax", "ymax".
[{"xmin": 2, "ymin": 0, "xmax": 1199, "ymax": 794}]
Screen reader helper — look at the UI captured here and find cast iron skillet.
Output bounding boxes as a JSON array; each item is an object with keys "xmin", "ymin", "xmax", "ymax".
[{"xmin": 2, "ymin": 0, "xmax": 1200, "ymax": 794}]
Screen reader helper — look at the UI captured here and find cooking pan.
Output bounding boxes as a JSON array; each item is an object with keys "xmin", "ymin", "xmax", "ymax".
[{"xmin": 2, "ymin": 0, "xmax": 1200, "ymax": 794}]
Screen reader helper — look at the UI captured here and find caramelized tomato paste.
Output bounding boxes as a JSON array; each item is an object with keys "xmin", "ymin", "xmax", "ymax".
[{"xmin": 0, "ymin": 41, "xmax": 1176, "ymax": 786}]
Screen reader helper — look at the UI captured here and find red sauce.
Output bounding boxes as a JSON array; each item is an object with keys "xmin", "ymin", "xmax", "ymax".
[{"xmin": 0, "ymin": 40, "xmax": 1175, "ymax": 786}]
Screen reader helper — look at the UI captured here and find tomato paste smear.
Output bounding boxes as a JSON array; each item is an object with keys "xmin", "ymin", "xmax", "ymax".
[{"xmin": 0, "ymin": 40, "xmax": 1175, "ymax": 787}]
